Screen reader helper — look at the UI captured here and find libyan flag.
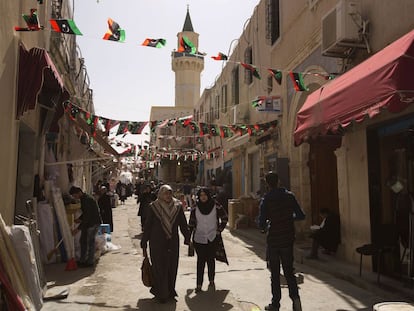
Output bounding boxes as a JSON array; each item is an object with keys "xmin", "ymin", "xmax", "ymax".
[
  {"xmin": 50, "ymin": 19, "xmax": 82, "ymax": 35},
  {"xmin": 103, "ymin": 18, "xmax": 125, "ymax": 42},
  {"xmin": 211, "ymin": 52, "xmax": 228, "ymax": 60},
  {"xmin": 178, "ymin": 36, "xmax": 196, "ymax": 54},
  {"xmin": 142, "ymin": 38, "xmax": 166, "ymax": 48}
]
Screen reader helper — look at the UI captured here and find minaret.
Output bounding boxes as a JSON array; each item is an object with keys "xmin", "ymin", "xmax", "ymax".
[{"xmin": 171, "ymin": 6, "xmax": 204, "ymax": 108}]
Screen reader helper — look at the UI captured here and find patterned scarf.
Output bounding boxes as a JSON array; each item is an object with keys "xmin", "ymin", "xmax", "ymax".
[{"xmin": 151, "ymin": 185, "xmax": 181, "ymax": 239}]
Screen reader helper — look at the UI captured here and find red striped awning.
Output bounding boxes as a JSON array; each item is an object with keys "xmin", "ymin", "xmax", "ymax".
[{"xmin": 294, "ymin": 29, "xmax": 414, "ymax": 146}]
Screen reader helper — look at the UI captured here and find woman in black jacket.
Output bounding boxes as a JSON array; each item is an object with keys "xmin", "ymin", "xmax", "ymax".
[{"xmin": 188, "ymin": 187, "xmax": 228, "ymax": 293}]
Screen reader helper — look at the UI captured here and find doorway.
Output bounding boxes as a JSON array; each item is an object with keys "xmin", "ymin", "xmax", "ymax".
[
  {"xmin": 308, "ymin": 136, "xmax": 340, "ymax": 225},
  {"xmin": 367, "ymin": 116, "xmax": 414, "ymax": 280}
]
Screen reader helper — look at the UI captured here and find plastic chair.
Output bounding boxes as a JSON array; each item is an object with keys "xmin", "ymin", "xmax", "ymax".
[{"xmin": 355, "ymin": 224, "xmax": 399, "ymax": 283}]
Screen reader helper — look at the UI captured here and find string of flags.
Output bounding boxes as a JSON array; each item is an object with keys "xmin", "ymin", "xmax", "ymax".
[
  {"xmin": 65, "ymin": 101, "xmax": 278, "ymax": 140},
  {"xmin": 15, "ymin": 8, "xmax": 338, "ymax": 93}
]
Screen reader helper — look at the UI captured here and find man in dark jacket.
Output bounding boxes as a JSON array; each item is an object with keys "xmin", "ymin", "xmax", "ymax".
[
  {"xmin": 258, "ymin": 172, "xmax": 305, "ymax": 311},
  {"xmin": 70, "ymin": 186, "xmax": 102, "ymax": 267}
]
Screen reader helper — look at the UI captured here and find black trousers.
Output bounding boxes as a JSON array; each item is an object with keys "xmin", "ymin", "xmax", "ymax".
[{"xmin": 194, "ymin": 238, "xmax": 217, "ymax": 286}]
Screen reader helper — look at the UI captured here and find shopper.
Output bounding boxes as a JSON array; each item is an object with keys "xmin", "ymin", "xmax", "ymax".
[
  {"xmin": 70, "ymin": 186, "xmax": 102, "ymax": 267},
  {"xmin": 98, "ymin": 186, "xmax": 114, "ymax": 232},
  {"xmin": 188, "ymin": 187, "xmax": 228, "ymax": 293},
  {"xmin": 140, "ymin": 185, "xmax": 190, "ymax": 303}
]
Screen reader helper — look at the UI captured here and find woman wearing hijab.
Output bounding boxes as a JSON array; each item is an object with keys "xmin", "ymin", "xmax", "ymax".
[
  {"xmin": 188, "ymin": 187, "xmax": 228, "ymax": 293},
  {"xmin": 140, "ymin": 185, "xmax": 190, "ymax": 303}
]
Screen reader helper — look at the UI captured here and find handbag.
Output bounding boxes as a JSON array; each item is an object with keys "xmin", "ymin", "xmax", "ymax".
[
  {"xmin": 141, "ymin": 257, "xmax": 152, "ymax": 287},
  {"xmin": 215, "ymin": 233, "xmax": 229, "ymax": 265},
  {"xmin": 188, "ymin": 242, "xmax": 195, "ymax": 257}
]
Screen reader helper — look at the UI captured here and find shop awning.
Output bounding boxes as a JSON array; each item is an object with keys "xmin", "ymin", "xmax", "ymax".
[
  {"xmin": 70, "ymin": 116, "xmax": 120, "ymax": 157},
  {"xmin": 294, "ymin": 29, "xmax": 414, "ymax": 146},
  {"xmin": 17, "ymin": 43, "xmax": 69, "ymax": 119}
]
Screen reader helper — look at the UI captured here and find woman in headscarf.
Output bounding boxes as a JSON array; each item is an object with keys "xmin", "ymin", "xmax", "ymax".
[
  {"xmin": 140, "ymin": 184, "xmax": 190, "ymax": 303},
  {"xmin": 188, "ymin": 187, "xmax": 228, "ymax": 293}
]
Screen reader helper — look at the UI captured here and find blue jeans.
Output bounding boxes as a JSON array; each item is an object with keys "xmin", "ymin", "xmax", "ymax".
[
  {"xmin": 267, "ymin": 245, "xmax": 300, "ymax": 308},
  {"xmin": 80, "ymin": 225, "xmax": 99, "ymax": 264}
]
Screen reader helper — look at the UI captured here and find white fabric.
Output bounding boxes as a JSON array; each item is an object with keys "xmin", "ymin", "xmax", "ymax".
[
  {"xmin": 194, "ymin": 207, "xmax": 217, "ymax": 244},
  {"xmin": 37, "ymin": 202, "xmax": 55, "ymax": 263},
  {"xmin": 10, "ymin": 225, "xmax": 43, "ymax": 310}
]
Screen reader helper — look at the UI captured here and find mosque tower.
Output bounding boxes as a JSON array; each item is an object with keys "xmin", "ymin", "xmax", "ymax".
[{"xmin": 171, "ymin": 6, "xmax": 204, "ymax": 107}]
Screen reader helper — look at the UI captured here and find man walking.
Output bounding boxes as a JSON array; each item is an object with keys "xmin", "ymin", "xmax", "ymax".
[
  {"xmin": 70, "ymin": 186, "xmax": 102, "ymax": 267},
  {"xmin": 258, "ymin": 172, "xmax": 305, "ymax": 311}
]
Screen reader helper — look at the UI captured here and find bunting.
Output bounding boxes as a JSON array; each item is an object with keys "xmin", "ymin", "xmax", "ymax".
[
  {"xmin": 141, "ymin": 38, "xmax": 167, "ymax": 48},
  {"xmin": 211, "ymin": 52, "xmax": 228, "ymax": 60},
  {"xmin": 267, "ymin": 69, "xmax": 282, "ymax": 85},
  {"xmin": 15, "ymin": 9, "xmax": 43, "ymax": 31},
  {"xmin": 289, "ymin": 72, "xmax": 309, "ymax": 92},
  {"xmin": 103, "ymin": 18, "xmax": 125, "ymax": 42},
  {"xmin": 241, "ymin": 63, "xmax": 261, "ymax": 80},
  {"xmin": 50, "ymin": 19, "xmax": 82, "ymax": 35},
  {"xmin": 178, "ymin": 35, "xmax": 196, "ymax": 54}
]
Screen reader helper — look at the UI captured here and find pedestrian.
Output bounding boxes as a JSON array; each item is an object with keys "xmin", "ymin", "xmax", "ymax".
[
  {"xmin": 307, "ymin": 208, "xmax": 340, "ymax": 259},
  {"xmin": 137, "ymin": 184, "xmax": 156, "ymax": 232},
  {"xmin": 182, "ymin": 179, "xmax": 193, "ymax": 207},
  {"xmin": 140, "ymin": 184, "xmax": 190, "ymax": 303},
  {"xmin": 188, "ymin": 187, "xmax": 228, "ymax": 293},
  {"xmin": 258, "ymin": 172, "xmax": 305, "ymax": 311},
  {"xmin": 98, "ymin": 186, "xmax": 114, "ymax": 232},
  {"xmin": 69, "ymin": 186, "xmax": 102, "ymax": 267}
]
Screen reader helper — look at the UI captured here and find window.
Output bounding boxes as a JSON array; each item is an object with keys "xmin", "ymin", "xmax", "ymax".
[
  {"xmin": 221, "ymin": 84, "xmax": 228, "ymax": 113},
  {"xmin": 244, "ymin": 47, "xmax": 253, "ymax": 85},
  {"xmin": 215, "ymin": 95, "xmax": 220, "ymax": 119},
  {"xmin": 266, "ymin": 0, "xmax": 280, "ymax": 45},
  {"xmin": 267, "ymin": 75, "xmax": 273, "ymax": 94},
  {"xmin": 231, "ymin": 67, "xmax": 239, "ymax": 106}
]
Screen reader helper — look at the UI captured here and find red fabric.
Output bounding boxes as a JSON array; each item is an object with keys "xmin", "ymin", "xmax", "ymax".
[
  {"xmin": 294, "ymin": 29, "xmax": 414, "ymax": 146},
  {"xmin": 17, "ymin": 43, "xmax": 66, "ymax": 119}
]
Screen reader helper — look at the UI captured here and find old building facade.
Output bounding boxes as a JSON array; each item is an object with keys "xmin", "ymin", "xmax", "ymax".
[
  {"xmin": 195, "ymin": 0, "xmax": 414, "ymax": 280},
  {"xmin": 0, "ymin": 0, "xmax": 113, "ymax": 225}
]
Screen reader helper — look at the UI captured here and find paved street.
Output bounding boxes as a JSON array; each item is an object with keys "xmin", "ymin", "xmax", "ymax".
[{"xmin": 41, "ymin": 198, "xmax": 398, "ymax": 311}]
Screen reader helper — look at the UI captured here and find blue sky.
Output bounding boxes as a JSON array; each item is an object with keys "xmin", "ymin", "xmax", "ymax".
[{"xmin": 73, "ymin": 0, "xmax": 260, "ymax": 127}]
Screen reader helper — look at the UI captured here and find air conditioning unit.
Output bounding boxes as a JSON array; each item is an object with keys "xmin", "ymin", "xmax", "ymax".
[
  {"xmin": 321, "ymin": 0, "xmax": 363, "ymax": 57},
  {"xmin": 231, "ymin": 104, "xmax": 249, "ymax": 124}
]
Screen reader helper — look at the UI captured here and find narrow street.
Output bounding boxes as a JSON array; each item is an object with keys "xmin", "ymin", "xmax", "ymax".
[{"xmin": 41, "ymin": 198, "xmax": 396, "ymax": 311}]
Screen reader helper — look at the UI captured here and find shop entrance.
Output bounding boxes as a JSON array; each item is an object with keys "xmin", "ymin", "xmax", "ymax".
[{"xmin": 367, "ymin": 116, "xmax": 414, "ymax": 281}]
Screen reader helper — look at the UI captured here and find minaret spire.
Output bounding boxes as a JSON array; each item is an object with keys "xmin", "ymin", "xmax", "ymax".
[{"xmin": 182, "ymin": 5, "xmax": 194, "ymax": 32}]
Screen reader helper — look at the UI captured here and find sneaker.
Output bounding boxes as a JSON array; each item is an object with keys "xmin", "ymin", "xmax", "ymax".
[
  {"xmin": 293, "ymin": 298, "xmax": 302, "ymax": 311},
  {"xmin": 264, "ymin": 304, "xmax": 279, "ymax": 311}
]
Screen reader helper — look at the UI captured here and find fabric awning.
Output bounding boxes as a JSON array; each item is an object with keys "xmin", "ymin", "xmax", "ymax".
[
  {"xmin": 69, "ymin": 116, "xmax": 120, "ymax": 157},
  {"xmin": 294, "ymin": 29, "xmax": 414, "ymax": 146},
  {"xmin": 17, "ymin": 43, "xmax": 69, "ymax": 120}
]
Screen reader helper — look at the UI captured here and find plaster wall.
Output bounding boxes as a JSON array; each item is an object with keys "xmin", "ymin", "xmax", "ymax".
[{"xmin": 336, "ymin": 130, "xmax": 371, "ymax": 266}]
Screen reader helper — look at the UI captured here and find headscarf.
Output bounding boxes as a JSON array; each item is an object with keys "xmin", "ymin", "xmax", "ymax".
[
  {"xmin": 151, "ymin": 185, "xmax": 181, "ymax": 239},
  {"xmin": 196, "ymin": 187, "xmax": 215, "ymax": 215}
]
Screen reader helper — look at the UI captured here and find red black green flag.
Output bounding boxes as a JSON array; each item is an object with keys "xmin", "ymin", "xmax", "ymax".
[
  {"xmin": 127, "ymin": 122, "xmax": 148, "ymax": 134},
  {"xmin": 241, "ymin": 63, "xmax": 261, "ymax": 80},
  {"xmin": 211, "ymin": 52, "xmax": 228, "ymax": 61},
  {"xmin": 15, "ymin": 9, "xmax": 43, "ymax": 31},
  {"xmin": 50, "ymin": 19, "xmax": 82, "ymax": 35},
  {"xmin": 103, "ymin": 18, "xmax": 125, "ymax": 42},
  {"xmin": 289, "ymin": 72, "xmax": 309, "ymax": 91},
  {"xmin": 141, "ymin": 38, "xmax": 167, "ymax": 48},
  {"xmin": 178, "ymin": 36, "xmax": 196, "ymax": 54},
  {"xmin": 267, "ymin": 69, "xmax": 282, "ymax": 85}
]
